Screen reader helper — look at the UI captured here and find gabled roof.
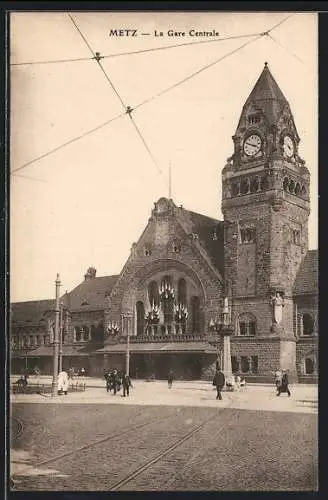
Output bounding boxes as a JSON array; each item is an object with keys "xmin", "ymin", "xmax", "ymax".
[
  {"xmin": 293, "ymin": 250, "xmax": 318, "ymax": 296},
  {"xmin": 178, "ymin": 207, "xmax": 224, "ymax": 275},
  {"xmin": 11, "ymin": 299, "xmax": 55, "ymax": 327},
  {"xmin": 66, "ymin": 275, "xmax": 118, "ymax": 311}
]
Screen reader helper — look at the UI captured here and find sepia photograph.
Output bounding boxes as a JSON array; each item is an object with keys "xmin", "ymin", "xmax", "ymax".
[{"xmin": 9, "ymin": 10, "xmax": 318, "ymax": 492}]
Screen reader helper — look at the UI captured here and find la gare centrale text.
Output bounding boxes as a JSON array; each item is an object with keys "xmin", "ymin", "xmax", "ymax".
[{"xmin": 108, "ymin": 29, "xmax": 220, "ymax": 38}]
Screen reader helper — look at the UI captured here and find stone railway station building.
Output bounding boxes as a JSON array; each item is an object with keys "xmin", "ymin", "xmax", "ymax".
[{"xmin": 10, "ymin": 64, "xmax": 318, "ymax": 382}]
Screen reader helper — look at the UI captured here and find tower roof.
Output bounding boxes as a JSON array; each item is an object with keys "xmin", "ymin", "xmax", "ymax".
[{"xmin": 241, "ymin": 62, "xmax": 290, "ymax": 126}]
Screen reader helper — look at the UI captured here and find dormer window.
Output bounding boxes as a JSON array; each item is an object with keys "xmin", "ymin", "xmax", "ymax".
[{"xmin": 144, "ymin": 245, "xmax": 152, "ymax": 256}]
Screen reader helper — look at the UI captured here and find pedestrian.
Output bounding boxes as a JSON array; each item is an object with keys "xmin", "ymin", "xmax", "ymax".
[
  {"xmin": 122, "ymin": 371, "xmax": 132, "ymax": 397},
  {"xmin": 213, "ymin": 367, "xmax": 225, "ymax": 400},
  {"xmin": 68, "ymin": 367, "xmax": 74, "ymax": 380},
  {"xmin": 57, "ymin": 370, "xmax": 69, "ymax": 395},
  {"xmin": 80, "ymin": 367, "xmax": 86, "ymax": 377},
  {"xmin": 168, "ymin": 370, "xmax": 174, "ymax": 389},
  {"xmin": 274, "ymin": 369, "xmax": 282, "ymax": 389},
  {"xmin": 235, "ymin": 375, "xmax": 241, "ymax": 391},
  {"xmin": 112, "ymin": 369, "xmax": 118, "ymax": 395},
  {"xmin": 104, "ymin": 369, "xmax": 111, "ymax": 393},
  {"xmin": 277, "ymin": 369, "xmax": 291, "ymax": 397}
]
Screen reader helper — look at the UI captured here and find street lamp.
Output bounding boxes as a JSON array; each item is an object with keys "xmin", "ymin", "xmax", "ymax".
[
  {"xmin": 209, "ymin": 318, "xmax": 222, "ymax": 369},
  {"xmin": 59, "ymin": 302, "xmax": 64, "ymax": 373},
  {"xmin": 51, "ymin": 274, "xmax": 61, "ymax": 397}
]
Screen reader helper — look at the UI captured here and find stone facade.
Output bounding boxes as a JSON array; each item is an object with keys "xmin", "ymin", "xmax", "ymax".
[{"xmin": 10, "ymin": 64, "xmax": 318, "ymax": 382}]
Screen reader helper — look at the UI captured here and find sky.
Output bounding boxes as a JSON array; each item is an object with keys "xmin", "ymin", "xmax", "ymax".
[{"xmin": 10, "ymin": 11, "xmax": 318, "ymax": 302}]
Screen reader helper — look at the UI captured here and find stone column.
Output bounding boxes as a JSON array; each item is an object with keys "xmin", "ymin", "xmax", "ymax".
[{"xmin": 222, "ymin": 327, "xmax": 233, "ymax": 378}]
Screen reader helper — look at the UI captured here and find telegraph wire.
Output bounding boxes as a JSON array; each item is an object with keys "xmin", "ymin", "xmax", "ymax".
[
  {"xmin": 11, "ymin": 173, "xmax": 48, "ymax": 183},
  {"xmin": 68, "ymin": 13, "xmax": 126, "ymax": 111},
  {"xmin": 69, "ymin": 13, "xmax": 166, "ymax": 184},
  {"xmin": 133, "ymin": 34, "xmax": 263, "ymax": 112},
  {"xmin": 127, "ymin": 112, "xmax": 165, "ymax": 179},
  {"xmin": 10, "ymin": 32, "xmax": 264, "ymax": 67},
  {"xmin": 10, "ymin": 55, "xmax": 94, "ymax": 66},
  {"xmin": 11, "ymin": 112, "xmax": 125, "ymax": 174},
  {"xmin": 133, "ymin": 14, "xmax": 295, "ymax": 112},
  {"xmin": 10, "ymin": 14, "xmax": 295, "ymax": 67},
  {"xmin": 267, "ymin": 33, "xmax": 304, "ymax": 64},
  {"xmin": 10, "ymin": 14, "xmax": 296, "ymax": 176}
]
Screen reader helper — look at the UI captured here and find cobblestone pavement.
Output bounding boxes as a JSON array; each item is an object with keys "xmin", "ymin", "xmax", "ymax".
[{"xmin": 10, "ymin": 383, "xmax": 318, "ymax": 491}]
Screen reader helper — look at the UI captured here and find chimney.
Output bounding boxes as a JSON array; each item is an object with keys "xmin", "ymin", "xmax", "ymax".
[{"xmin": 84, "ymin": 267, "xmax": 97, "ymax": 281}]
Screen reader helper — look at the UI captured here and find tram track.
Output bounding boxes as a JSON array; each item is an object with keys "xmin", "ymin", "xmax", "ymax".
[
  {"xmin": 11, "ymin": 417, "xmax": 24, "ymax": 441},
  {"xmin": 109, "ymin": 396, "xmax": 235, "ymax": 491},
  {"xmin": 13, "ymin": 393, "xmax": 236, "ymax": 491},
  {"xmin": 34, "ymin": 408, "xmax": 179, "ymax": 468}
]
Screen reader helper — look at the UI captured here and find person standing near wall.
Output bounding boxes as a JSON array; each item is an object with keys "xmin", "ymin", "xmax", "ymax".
[{"xmin": 168, "ymin": 370, "xmax": 174, "ymax": 389}]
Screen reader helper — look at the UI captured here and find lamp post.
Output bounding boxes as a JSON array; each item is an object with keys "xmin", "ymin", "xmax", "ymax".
[
  {"xmin": 125, "ymin": 313, "xmax": 132, "ymax": 376},
  {"xmin": 208, "ymin": 297, "xmax": 233, "ymax": 379},
  {"xmin": 208, "ymin": 318, "xmax": 222, "ymax": 368},
  {"xmin": 59, "ymin": 302, "xmax": 64, "ymax": 373},
  {"xmin": 51, "ymin": 274, "xmax": 61, "ymax": 397}
]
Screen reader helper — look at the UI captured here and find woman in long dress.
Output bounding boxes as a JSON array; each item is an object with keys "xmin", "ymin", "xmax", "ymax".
[{"xmin": 57, "ymin": 370, "xmax": 69, "ymax": 395}]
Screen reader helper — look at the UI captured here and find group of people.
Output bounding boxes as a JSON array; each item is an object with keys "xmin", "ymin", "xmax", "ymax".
[
  {"xmin": 104, "ymin": 369, "xmax": 132, "ymax": 397},
  {"xmin": 68, "ymin": 367, "xmax": 86, "ymax": 379}
]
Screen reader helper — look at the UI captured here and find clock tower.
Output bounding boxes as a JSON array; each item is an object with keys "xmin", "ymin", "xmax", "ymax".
[{"xmin": 222, "ymin": 63, "xmax": 311, "ymax": 378}]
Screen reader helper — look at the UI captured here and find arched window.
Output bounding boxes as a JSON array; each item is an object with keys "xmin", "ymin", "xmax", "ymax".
[
  {"xmin": 295, "ymin": 183, "xmax": 301, "ymax": 196},
  {"xmin": 232, "ymin": 182, "xmax": 240, "ymax": 196},
  {"xmin": 74, "ymin": 327, "xmax": 81, "ymax": 342},
  {"xmin": 148, "ymin": 281, "xmax": 159, "ymax": 307},
  {"xmin": 302, "ymin": 313, "xmax": 314, "ymax": 336},
  {"xmin": 178, "ymin": 278, "xmax": 187, "ymax": 306},
  {"xmin": 191, "ymin": 296, "xmax": 201, "ymax": 333},
  {"xmin": 289, "ymin": 180, "xmax": 295, "ymax": 193},
  {"xmin": 305, "ymin": 357, "xmax": 315, "ymax": 375},
  {"xmin": 260, "ymin": 176, "xmax": 269, "ymax": 190},
  {"xmin": 283, "ymin": 177, "xmax": 289, "ymax": 191},
  {"xmin": 238, "ymin": 313, "xmax": 256, "ymax": 336},
  {"xmin": 136, "ymin": 301, "xmax": 145, "ymax": 336},
  {"xmin": 250, "ymin": 177, "xmax": 259, "ymax": 193},
  {"xmin": 240, "ymin": 178, "xmax": 250, "ymax": 195},
  {"xmin": 301, "ymin": 185, "xmax": 307, "ymax": 197}
]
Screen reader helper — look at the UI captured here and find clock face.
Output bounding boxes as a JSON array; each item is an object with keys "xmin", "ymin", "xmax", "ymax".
[
  {"xmin": 283, "ymin": 135, "xmax": 295, "ymax": 158},
  {"xmin": 243, "ymin": 134, "xmax": 262, "ymax": 156}
]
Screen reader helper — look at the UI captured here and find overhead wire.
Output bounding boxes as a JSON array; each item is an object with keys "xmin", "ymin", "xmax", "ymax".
[
  {"xmin": 68, "ymin": 13, "xmax": 127, "ymax": 110},
  {"xmin": 68, "ymin": 13, "xmax": 166, "ymax": 184},
  {"xmin": 133, "ymin": 34, "xmax": 263, "ymax": 112},
  {"xmin": 11, "ymin": 173, "xmax": 48, "ymax": 183},
  {"xmin": 127, "ymin": 113, "xmax": 165, "ymax": 178},
  {"xmin": 133, "ymin": 14, "xmax": 295, "ymax": 111},
  {"xmin": 267, "ymin": 33, "xmax": 304, "ymax": 64},
  {"xmin": 11, "ymin": 112, "xmax": 125, "ymax": 174},
  {"xmin": 11, "ymin": 14, "xmax": 296, "ymax": 177},
  {"xmin": 10, "ymin": 32, "xmax": 265, "ymax": 67}
]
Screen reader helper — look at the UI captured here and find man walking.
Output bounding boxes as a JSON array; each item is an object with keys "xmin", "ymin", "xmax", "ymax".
[
  {"xmin": 277, "ymin": 369, "xmax": 291, "ymax": 397},
  {"xmin": 213, "ymin": 367, "xmax": 225, "ymax": 400},
  {"xmin": 122, "ymin": 371, "xmax": 131, "ymax": 397}
]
